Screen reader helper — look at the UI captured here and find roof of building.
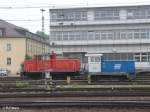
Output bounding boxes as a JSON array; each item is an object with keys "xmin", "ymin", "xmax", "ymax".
[
  {"xmin": 0, "ymin": 19, "xmax": 50, "ymax": 45},
  {"xmin": 49, "ymin": 3, "xmax": 150, "ymax": 10}
]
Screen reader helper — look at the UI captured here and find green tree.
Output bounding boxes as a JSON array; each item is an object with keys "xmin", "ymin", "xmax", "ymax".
[
  {"xmin": 36, "ymin": 31, "xmax": 49, "ymax": 39},
  {"xmin": 25, "ymin": 54, "xmax": 32, "ymax": 60},
  {"xmin": 20, "ymin": 54, "xmax": 32, "ymax": 72}
]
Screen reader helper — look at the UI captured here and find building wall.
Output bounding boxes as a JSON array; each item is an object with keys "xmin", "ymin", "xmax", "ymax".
[
  {"xmin": 0, "ymin": 37, "xmax": 50, "ymax": 75},
  {"xmin": 50, "ymin": 5, "xmax": 150, "ymax": 26},
  {"xmin": 26, "ymin": 38, "xmax": 50, "ymax": 57},
  {"xmin": 0, "ymin": 38, "xmax": 26, "ymax": 75},
  {"xmin": 49, "ymin": 5, "xmax": 150, "ymax": 62}
]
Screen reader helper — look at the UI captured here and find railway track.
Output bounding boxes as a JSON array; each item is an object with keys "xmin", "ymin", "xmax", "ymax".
[
  {"xmin": 0, "ymin": 75, "xmax": 149, "ymax": 108},
  {"xmin": 0, "ymin": 84, "xmax": 150, "ymax": 97},
  {"xmin": 1, "ymin": 91, "xmax": 150, "ymax": 98},
  {"xmin": 0, "ymin": 73, "xmax": 150, "ymax": 86},
  {"xmin": 0, "ymin": 100, "xmax": 150, "ymax": 107},
  {"xmin": 0, "ymin": 75, "xmax": 150, "ymax": 109},
  {"xmin": 2, "ymin": 80, "xmax": 150, "ymax": 85},
  {"xmin": 53, "ymin": 79, "xmax": 150, "ymax": 85}
]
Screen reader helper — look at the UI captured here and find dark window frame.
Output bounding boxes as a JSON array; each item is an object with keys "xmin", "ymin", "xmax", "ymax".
[{"xmin": 7, "ymin": 57, "xmax": 11, "ymax": 65}]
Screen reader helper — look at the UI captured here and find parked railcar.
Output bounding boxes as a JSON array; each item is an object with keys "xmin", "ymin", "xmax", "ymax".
[
  {"xmin": 21, "ymin": 53, "xmax": 81, "ymax": 79},
  {"xmin": 21, "ymin": 52, "xmax": 136, "ymax": 80},
  {"xmin": 135, "ymin": 62, "xmax": 150, "ymax": 74},
  {"xmin": 85, "ymin": 54, "xmax": 136, "ymax": 80}
]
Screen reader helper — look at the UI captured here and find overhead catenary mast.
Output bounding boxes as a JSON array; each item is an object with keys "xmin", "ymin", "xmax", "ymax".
[{"xmin": 40, "ymin": 9, "xmax": 45, "ymax": 34}]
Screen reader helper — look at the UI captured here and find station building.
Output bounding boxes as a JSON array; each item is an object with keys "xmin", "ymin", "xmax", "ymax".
[
  {"xmin": 0, "ymin": 20, "xmax": 50, "ymax": 75},
  {"xmin": 49, "ymin": 4, "xmax": 150, "ymax": 69}
]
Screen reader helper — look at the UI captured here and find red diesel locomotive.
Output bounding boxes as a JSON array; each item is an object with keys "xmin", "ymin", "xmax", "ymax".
[{"xmin": 21, "ymin": 53, "xmax": 81, "ymax": 79}]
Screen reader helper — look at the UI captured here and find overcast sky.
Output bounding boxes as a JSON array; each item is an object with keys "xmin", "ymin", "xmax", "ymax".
[{"xmin": 0, "ymin": 0, "xmax": 150, "ymax": 34}]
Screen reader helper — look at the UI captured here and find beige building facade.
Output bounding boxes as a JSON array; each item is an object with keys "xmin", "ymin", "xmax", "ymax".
[
  {"xmin": 26, "ymin": 38, "xmax": 50, "ymax": 56},
  {"xmin": 0, "ymin": 20, "xmax": 50, "ymax": 75},
  {"xmin": 0, "ymin": 38, "xmax": 26, "ymax": 75}
]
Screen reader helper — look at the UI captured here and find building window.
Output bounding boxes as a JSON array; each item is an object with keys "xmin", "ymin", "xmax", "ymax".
[
  {"xmin": 0, "ymin": 29, "xmax": 3, "ymax": 37},
  {"xmin": 101, "ymin": 32, "xmax": 107, "ymax": 40},
  {"xmin": 134, "ymin": 52, "xmax": 149, "ymax": 62},
  {"xmin": 127, "ymin": 32, "xmax": 133, "ymax": 39},
  {"xmin": 51, "ymin": 32, "xmax": 57, "ymax": 41},
  {"xmin": 148, "ymin": 53, "xmax": 150, "ymax": 62},
  {"xmin": 50, "ymin": 29, "xmax": 150, "ymax": 41},
  {"xmin": 75, "ymin": 32, "xmax": 81, "ymax": 40},
  {"xmin": 120, "ymin": 32, "xmax": 126, "ymax": 39},
  {"xmin": 95, "ymin": 8, "xmax": 120, "ymax": 20},
  {"xmin": 95, "ymin": 31, "xmax": 101, "ymax": 40},
  {"xmin": 134, "ymin": 30, "xmax": 140, "ymax": 39},
  {"xmin": 50, "ymin": 10, "xmax": 87, "ymax": 22},
  {"xmin": 6, "ymin": 43, "xmax": 11, "ymax": 51},
  {"xmin": 7, "ymin": 57, "xmax": 11, "ymax": 65},
  {"xmin": 0, "ymin": 28, "xmax": 5, "ymax": 37},
  {"xmin": 127, "ymin": 7, "xmax": 150, "ymax": 19},
  {"xmin": 57, "ymin": 32, "xmax": 62, "ymax": 40},
  {"xmin": 134, "ymin": 53, "xmax": 140, "ymax": 62},
  {"xmin": 88, "ymin": 31, "xmax": 95, "ymax": 40},
  {"xmin": 69, "ymin": 31, "xmax": 75, "ymax": 40},
  {"xmin": 63, "ymin": 32, "xmax": 69, "ymax": 40},
  {"xmin": 107, "ymin": 32, "xmax": 113, "ymax": 40}
]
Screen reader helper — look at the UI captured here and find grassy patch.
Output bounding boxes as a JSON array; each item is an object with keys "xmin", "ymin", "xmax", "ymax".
[{"xmin": 16, "ymin": 81, "xmax": 30, "ymax": 88}]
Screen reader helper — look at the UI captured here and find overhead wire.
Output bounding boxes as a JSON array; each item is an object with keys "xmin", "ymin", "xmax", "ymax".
[
  {"xmin": 0, "ymin": 1, "xmax": 150, "ymax": 9},
  {"xmin": 0, "ymin": 6, "xmax": 52, "ymax": 9},
  {"xmin": 3, "ymin": 19, "xmax": 50, "ymax": 21}
]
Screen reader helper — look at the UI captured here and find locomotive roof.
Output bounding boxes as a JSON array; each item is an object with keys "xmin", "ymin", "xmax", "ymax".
[{"xmin": 85, "ymin": 54, "xmax": 103, "ymax": 57}]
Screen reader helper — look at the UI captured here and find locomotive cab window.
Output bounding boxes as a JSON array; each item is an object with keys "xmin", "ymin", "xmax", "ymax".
[
  {"xmin": 95, "ymin": 57, "xmax": 101, "ymax": 62},
  {"xmin": 90, "ymin": 57, "xmax": 95, "ymax": 62},
  {"xmin": 90, "ymin": 57, "xmax": 101, "ymax": 62}
]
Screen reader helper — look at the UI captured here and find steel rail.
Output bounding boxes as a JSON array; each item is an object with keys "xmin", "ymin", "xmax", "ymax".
[
  {"xmin": 0, "ymin": 74, "xmax": 150, "ymax": 86},
  {"xmin": 0, "ymin": 100, "xmax": 150, "ymax": 107},
  {"xmin": 1, "ymin": 91, "xmax": 150, "ymax": 98}
]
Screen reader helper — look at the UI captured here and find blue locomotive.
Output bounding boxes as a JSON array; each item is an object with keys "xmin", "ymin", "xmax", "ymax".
[{"xmin": 85, "ymin": 54, "xmax": 136, "ymax": 80}]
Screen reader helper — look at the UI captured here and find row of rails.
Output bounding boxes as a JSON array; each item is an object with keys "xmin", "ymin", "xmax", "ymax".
[
  {"xmin": 1, "ymin": 88, "xmax": 150, "ymax": 108},
  {"xmin": 1, "ymin": 84, "xmax": 150, "ymax": 108},
  {"xmin": 0, "ymin": 73, "xmax": 150, "ymax": 85},
  {"xmin": 0, "ymin": 77, "xmax": 150, "ymax": 95},
  {"xmin": 0, "ymin": 74, "xmax": 150, "ymax": 108}
]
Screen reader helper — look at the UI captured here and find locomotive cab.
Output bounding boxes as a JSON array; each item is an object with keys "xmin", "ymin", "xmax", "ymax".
[
  {"xmin": 85, "ymin": 54, "xmax": 103, "ymax": 74},
  {"xmin": 85, "ymin": 53, "xmax": 136, "ymax": 80}
]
